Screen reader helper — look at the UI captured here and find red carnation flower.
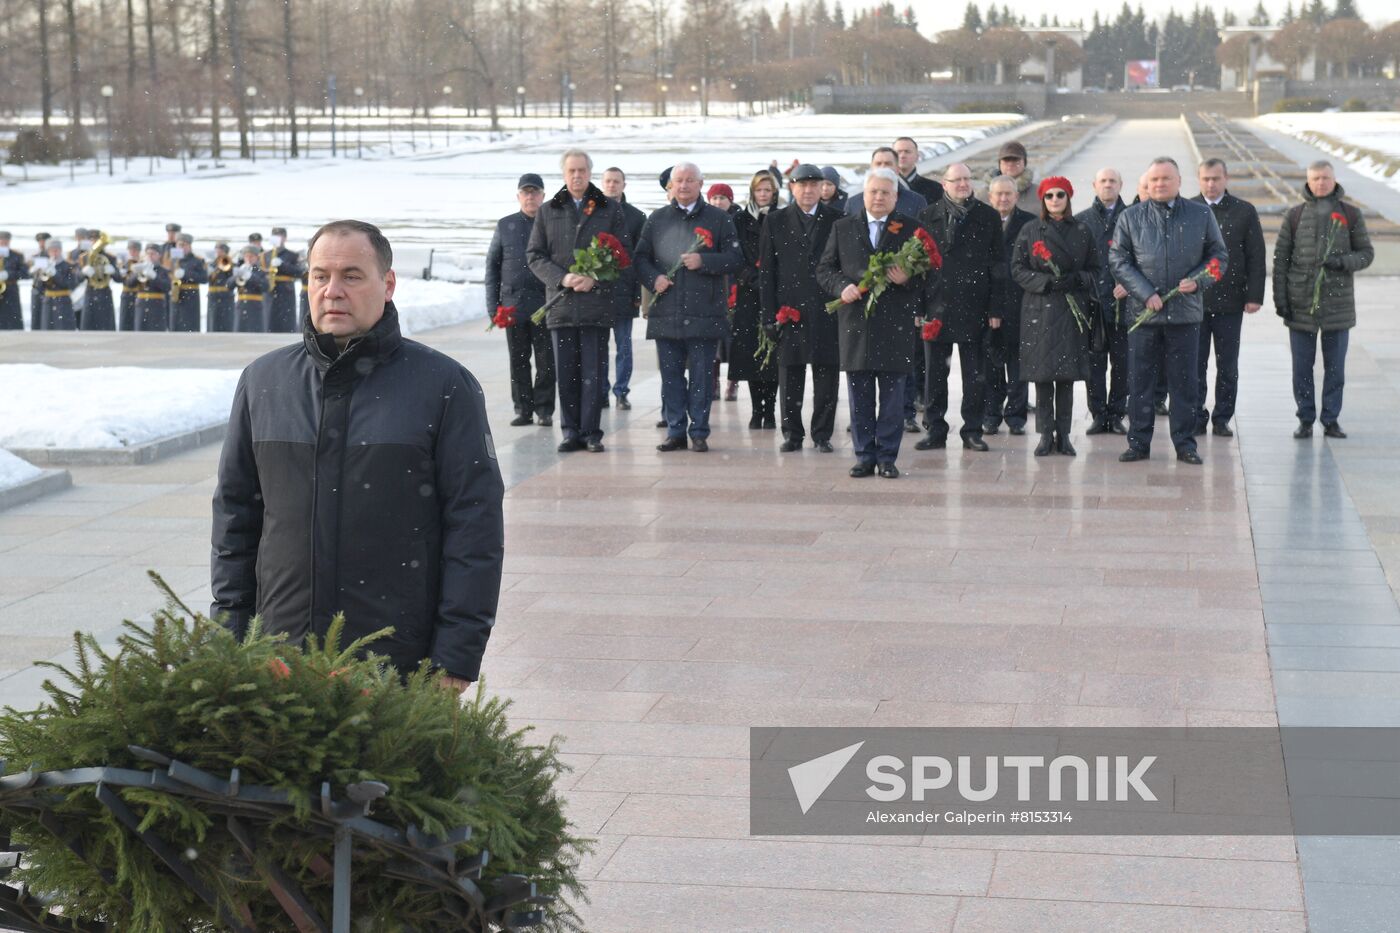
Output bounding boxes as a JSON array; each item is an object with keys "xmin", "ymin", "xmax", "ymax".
[
  {"xmin": 921, "ymin": 319, "xmax": 943, "ymax": 341},
  {"xmin": 1205, "ymin": 258, "xmax": 1223, "ymax": 282},
  {"xmin": 728, "ymin": 284, "xmax": 738, "ymax": 309},
  {"xmin": 776, "ymin": 305, "xmax": 802, "ymax": 325},
  {"xmin": 1330, "ymin": 211, "xmax": 1348, "ymax": 226},
  {"xmin": 1031, "ymin": 240, "xmax": 1053, "ymax": 262},
  {"xmin": 597, "ymin": 232, "xmax": 631, "ymax": 269},
  {"xmin": 695, "ymin": 227, "xmax": 715, "ymax": 249},
  {"xmin": 914, "ymin": 228, "xmax": 943, "ymax": 270}
]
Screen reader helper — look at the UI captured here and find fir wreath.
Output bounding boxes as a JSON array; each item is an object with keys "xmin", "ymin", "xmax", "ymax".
[{"xmin": 0, "ymin": 574, "xmax": 589, "ymax": 931}]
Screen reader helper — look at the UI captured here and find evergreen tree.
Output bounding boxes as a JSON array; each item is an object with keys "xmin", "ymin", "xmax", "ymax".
[
  {"xmin": 1281, "ymin": 0, "xmax": 1295, "ymax": 22},
  {"xmin": 962, "ymin": 2, "xmax": 983, "ymax": 32},
  {"xmin": 1305, "ymin": 0, "xmax": 1327, "ymax": 24},
  {"xmin": 1331, "ymin": 0, "xmax": 1359, "ymax": 20},
  {"xmin": 1248, "ymin": 1, "xmax": 1271, "ymax": 25}
]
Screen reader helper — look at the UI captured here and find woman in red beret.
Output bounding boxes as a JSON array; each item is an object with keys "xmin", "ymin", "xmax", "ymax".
[{"xmin": 1011, "ymin": 176, "xmax": 1101, "ymax": 457}]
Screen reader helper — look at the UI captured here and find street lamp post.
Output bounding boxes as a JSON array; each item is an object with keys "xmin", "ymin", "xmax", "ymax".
[
  {"xmin": 354, "ymin": 86, "xmax": 364, "ymax": 157},
  {"xmin": 516, "ymin": 85, "xmax": 526, "ymax": 119},
  {"xmin": 441, "ymin": 85, "xmax": 452, "ymax": 146},
  {"xmin": 566, "ymin": 80, "xmax": 576, "ymax": 131},
  {"xmin": 690, "ymin": 84, "xmax": 699, "ymax": 118},
  {"xmin": 246, "ymin": 86, "xmax": 258, "ymax": 162},
  {"xmin": 329, "ymin": 73, "xmax": 338, "ymax": 157},
  {"xmin": 100, "ymin": 84, "xmax": 114, "ymax": 176},
  {"xmin": 659, "ymin": 83, "xmax": 668, "ymax": 118},
  {"xmin": 613, "ymin": 83, "xmax": 622, "ymax": 118}
]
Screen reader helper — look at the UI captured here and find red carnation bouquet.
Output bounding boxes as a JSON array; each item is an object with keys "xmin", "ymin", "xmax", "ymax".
[
  {"xmin": 1030, "ymin": 239, "xmax": 1091, "ymax": 336},
  {"xmin": 531, "ymin": 232, "xmax": 630, "ymax": 324},
  {"xmin": 825, "ymin": 225, "xmax": 942, "ymax": 317},
  {"xmin": 1309, "ymin": 211, "xmax": 1348, "ymax": 316},
  {"xmin": 1128, "ymin": 257, "xmax": 1223, "ymax": 332},
  {"xmin": 755, "ymin": 305, "xmax": 801, "ymax": 369},
  {"xmin": 666, "ymin": 226, "xmax": 715, "ymax": 279},
  {"xmin": 919, "ymin": 318, "xmax": 943, "ymax": 341},
  {"xmin": 486, "ymin": 304, "xmax": 516, "ymax": 331}
]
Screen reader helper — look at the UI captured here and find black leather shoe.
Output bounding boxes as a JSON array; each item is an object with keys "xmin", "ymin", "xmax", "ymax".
[
  {"xmin": 914, "ymin": 436, "xmax": 946, "ymax": 451},
  {"xmin": 1154, "ymin": 401, "xmax": 1169, "ymax": 417},
  {"xmin": 749, "ymin": 414, "xmax": 762, "ymax": 429},
  {"xmin": 1177, "ymin": 448, "xmax": 1203, "ymax": 465},
  {"xmin": 1212, "ymin": 423, "xmax": 1234, "ymax": 437},
  {"xmin": 879, "ymin": 463, "xmax": 900, "ymax": 479},
  {"xmin": 617, "ymin": 394, "xmax": 632, "ymax": 410},
  {"xmin": 1085, "ymin": 419, "xmax": 1109, "ymax": 436},
  {"xmin": 814, "ymin": 440, "xmax": 834, "ymax": 452},
  {"xmin": 1294, "ymin": 422, "xmax": 1313, "ymax": 439},
  {"xmin": 1034, "ymin": 434, "xmax": 1055, "ymax": 457},
  {"xmin": 1192, "ymin": 424, "xmax": 1208, "ymax": 437},
  {"xmin": 510, "ymin": 413, "xmax": 533, "ymax": 426},
  {"xmin": 1323, "ymin": 422, "xmax": 1347, "ymax": 439},
  {"xmin": 602, "ymin": 395, "xmax": 610, "ymax": 408},
  {"xmin": 1057, "ymin": 434, "xmax": 1077, "ymax": 457},
  {"xmin": 690, "ymin": 438, "xmax": 708, "ymax": 452},
  {"xmin": 557, "ymin": 438, "xmax": 586, "ymax": 453},
  {"xmin": 983, "ymin": 422, "xmax": 1000, "ymax": 435},
  {"xmin": 657, "ymin": 436, "xmax": 687, "ymax": 452},
  {"xmin": 1008, "ymin": 424, "xmax": 1026, "ymax": 436},
  {"xmin": 587, "ymin": 440, "xmax": 605, "ymax": 453},
  {"xmin": 537, "ymin": 415, "xmax": 553, "ymax": 427},
  {"xmin": 762, "ymin": 416, "xmax": 776, "ymax": 430},
  {"xmin": 849, "ymin": 462, "xmax": 876, "ymax": 477},
  {"xmin": 656, "ymin": 419, "xmax": 668, "ymax": 429},
  {"xmin": 903, "ymin": 418, "xmax": 920, "ymax": 433},
  {"xmin": 780, "ymin": 438, "xmax": 803, "ymax": 452},
  {"xmin": 1119, "ymin": 448, "xmax": 1149, "ymax": 462},
  {"xmin": 962, "ymin": 436, "xmax": 989, "ymax": 452},
  {"xmin": 1107, "ymin": 418, "xmax": 1127, "ymax": 435}
]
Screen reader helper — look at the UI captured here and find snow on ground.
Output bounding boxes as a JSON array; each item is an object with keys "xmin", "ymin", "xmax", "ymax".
[
  {"xmin": 1258, "ymin": 113, "xmax": 1400, "ymax": 186},
  {"xmin": 0, "ymin": 364, "xmax": 240, "ymax": 449},
  {"xmin": 0, "ymin": 111, "xmax": 1022, "ymax": 268},
  {"xmin": 0, "ymin": 449, "xmax": 42, "ymax": 490}
]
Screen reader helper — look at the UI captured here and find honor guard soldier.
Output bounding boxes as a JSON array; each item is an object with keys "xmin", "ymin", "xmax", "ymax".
[
  {"xmin": 30, "ymin": 232, "xmax": 50, "ymax": 330},
  {"xmin": 0, "ymin": 232, "xmax": 26, "ymax": 330},
  {"xmin": 37, "ymin": 239, "xmax": 79, "ymax": 330},
  {"xmin": 264, "ymin": 227, "xmax": 304, "ymax": 331},
  {"xmin": 160, "ymin": 223, "xmax": 181, "ymax": 263},
  {"xmin": 78, "ymin": 233, "xmax": 118, "ymax": 330},
  {"xmin": 68, "ymin": 229, "xmax": 92, "ymax": 322},
  {"xmin": 207, "ymin": 242, "xmax": 237, "ymax": 332},
  {"xmin": 169, "ymin": 232, "xmax": 208, "ymax": 331},
  {"xmin": 233, "ymin": 245, "xmax": 270, "ymax": 331},
  {"xmin": 129, "ymin": 243, "xmax": 173, "ymax": 331},
  {"xmin": 118, "ymin": 239, "xmax": 142, "ymax": 330}
]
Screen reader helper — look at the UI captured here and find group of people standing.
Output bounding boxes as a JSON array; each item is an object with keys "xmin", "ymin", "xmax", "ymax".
[
  {"xmin": 486, "ymin": 138, "xmax": 1375, "ymax": 474},
  {"xmin": 0, "ymin": 223, "xmax": 307, "ymax": 334}
]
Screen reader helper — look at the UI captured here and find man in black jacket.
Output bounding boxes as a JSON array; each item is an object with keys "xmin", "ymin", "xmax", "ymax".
[
  {"xmin": 760, "ymin": 163, "xmax": 842, "ymax": 452},
  {"xmin": 211, "ymin": 220, "xmax": 504, "ymax": 690},
  {"xmin": 917, "ymin": 162, "xmax": 1000, "ymax": 451},
  {"xmin": 486, "ymin": 173, "xmax": 555, "ymax": 427},
  {"xmin": 527, "ymin": 149, "xmax": 628, "ymax": 453},
  {"xmin": 1077, "ymin": 167, "xmax": 1130, "ymax": 435},
  {"xmin": 636, "ymin": 161, "xmax": 743, "ymax": 453},
  {"xmin": 601, "ymin": 166, "xmax": 646, "ymax": 410},
  {"xmin": 1191, "ymin": 158, "xmax": 1265, "ymax": 437},
  {"xmin": 984, "ymin": 176, "xmax": 1035, "ymax": 435},
  {"xmin": 894, "ymin": 136, "xmax": 945, "ymax": 205}
]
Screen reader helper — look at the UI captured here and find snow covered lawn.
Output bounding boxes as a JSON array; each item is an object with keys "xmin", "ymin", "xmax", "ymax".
[
  {"xmin": 0, "ymin": 449, "xmax": 42, "ymax": 490},
  {"xmin": 0, "ymin": 364, "xmax": 240, "ymax": 449},
  {"xmin": 1258, "ymin": 113, "xmax": 1400, "ymax": 186}
]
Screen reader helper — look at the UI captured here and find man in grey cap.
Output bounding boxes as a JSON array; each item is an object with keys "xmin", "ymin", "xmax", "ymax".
[
  {"xmin": 988, "ymin": 140, "xmax": 1038, "ymax": 213},
  {"xmin": 160, "ymin": 222, "xmax": 182, "ymax": 264},
  {"xmin": 486, "ymin": 172, "xmax": 555, "ymax": 427},
  {"xmin": 118, "ymin": 239, "xmax": 142, "ymax": 330},
  {"xmin": 264, "ymin": 226, "xmax": 304, "ymax": 332},
  {"xmin": 169, "ymin": 231, "xmax": 209, "ymax": 332},
  {"xmin": 0, "ymin": 231, "xmax": 26, "ymax": 330},
  {"xmin": 207, "ymin": 241, "xmax": 237, "ymax": 331}
]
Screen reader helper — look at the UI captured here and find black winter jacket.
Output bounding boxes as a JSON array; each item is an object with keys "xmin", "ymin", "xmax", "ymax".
[
  {"xmin": 636, "ymin": 200, "xmax": 743, "ymax": 341},
  {"xmin": 527, "ymin": 183, "xmax": 628, "ymax": 329},
  {"xmin": 1190, "ymin": 192, "xmax": 1266, "ymax": 315},
  {"xmin": 211, "ymin": 304, "xmax": 505, "ymax": 681},
  {"xmin": 485, "ymin": 210, "xmax": 547, "ymax": 315}
]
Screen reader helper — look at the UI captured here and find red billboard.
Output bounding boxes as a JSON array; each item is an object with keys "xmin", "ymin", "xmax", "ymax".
[{"xmin": 1125, "ymin": 60, "xmax": 1160, "ymax": 89}]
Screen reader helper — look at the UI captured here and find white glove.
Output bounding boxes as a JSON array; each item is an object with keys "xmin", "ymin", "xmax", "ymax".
[
  {"xmin": 32, "ymin": 258, "xmax": 49, "ymax": 272},
  {"xmin": 271, "ymin": 257, "xmax": 282, "ymax": 269},
  {"xmin": 174, "ymin": 268, "xmax": 186, "ymax": 280},
  {"xmin": 0, "ymin": 271, "xmax": 7, "ymax": 282},
  {"xmin": 82, "ymin": 265, "xmax": 95, "ymax": 277},
  {"xmin": 235, "ymin": 265, "xmax": 253, "ymax": 284}
]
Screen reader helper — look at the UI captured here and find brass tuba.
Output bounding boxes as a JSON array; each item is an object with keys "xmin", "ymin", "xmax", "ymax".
[{"xmin": 85, "ymin": 231, "xmax": 113, "ymax": 288}]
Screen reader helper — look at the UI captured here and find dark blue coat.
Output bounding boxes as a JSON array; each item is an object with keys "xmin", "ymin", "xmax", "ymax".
[{"xmin": 636, "ymin": 200, "xmax": 742, "ymax": 342}]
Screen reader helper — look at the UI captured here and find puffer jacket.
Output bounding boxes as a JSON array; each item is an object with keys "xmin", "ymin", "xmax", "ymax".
[
  {"xmin": 636, "ymin": 200, "xmax": 742, "ymax": 341},
  {"xmin": 1272, "ymin": 182, "xmax": 1374, "ymax": 334},
  {"xmin": 526, "ymin": 183, "xmax": 627, "ymax": 329},
  {"xmin": 1108, "ymin": 197, "xmax": 1228, "ymax": 327}
]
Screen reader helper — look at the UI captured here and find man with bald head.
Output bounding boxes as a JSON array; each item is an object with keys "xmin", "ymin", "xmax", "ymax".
[
  {"xmin": 1077, "ymin": 167, "xmax": 1131, "ymax": 435},
  {"xmin": 916, "ymin": 161, "xmax": 1001, "ymax": 451}
]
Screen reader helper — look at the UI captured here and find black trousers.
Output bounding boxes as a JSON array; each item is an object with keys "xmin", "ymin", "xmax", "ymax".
[
  {"xmin": 925, "ymin": 337, "xmax": 986, "ymax": 441},
  {"xmin": 984, "ymin": 327, "xmax": 1028, "ymax": 429},
  {"xmin": 748, "ymin": 381, "xmax": 777, "ymax": 419},
  {"xmin": 506, "ymin": 316, "xmax": 556, "ymax": 417},
  {"xmin": 552, "ymin": 326, "xmax": 606, "ymax": 443},
  {"xmin": 1153, "ymin": 342, "xmax": 1169, "ymax": 406},
  {"xmin": 1128, "ymin": 323, "xmax": 1200, "ymax": 454},
  {"xmin": 1195, "ymin": 312, "xmax": 1243, "ymax": 428},
  {"xmin": 1035, "ymin": 380, "xmax": 1075, "ymax": 437},
  {"xmin": 780, "ymin": 362, "xmax": 838, "ymax": 444},
  {"xmin": 1088, "ymin": 322, "xmax": 1129, "ymax": 421}
]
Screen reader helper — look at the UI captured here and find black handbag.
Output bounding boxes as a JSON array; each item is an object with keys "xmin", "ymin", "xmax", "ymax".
[{"xmin": 1084, "ymin": 292, "xmax": 1109, "ymax": 354}]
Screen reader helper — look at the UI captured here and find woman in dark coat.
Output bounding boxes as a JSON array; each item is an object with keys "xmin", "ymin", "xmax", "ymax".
[
  {"xmin": 1011, "ymin": 176, "xmax": 1099, "ymax": 458},
  {"xmin": 727, "ymin": 172, "xmax": 780, "ymax": 427}
]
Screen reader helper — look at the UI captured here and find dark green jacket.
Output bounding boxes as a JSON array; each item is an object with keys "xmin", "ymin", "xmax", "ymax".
[{"xmin": 1273, "ymin": 182, "xmax": 1374, "ymax": 333}]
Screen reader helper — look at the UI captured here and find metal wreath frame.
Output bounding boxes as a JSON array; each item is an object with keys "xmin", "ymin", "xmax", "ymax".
[{"xmin": 0, "ymin": 745, "xmax": 551, "ymax": 933}]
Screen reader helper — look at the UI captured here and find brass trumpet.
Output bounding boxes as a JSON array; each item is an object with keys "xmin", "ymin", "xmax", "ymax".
[{"xmin": 216, "ymin": 255, "xmax": 234, "ymax": 274}]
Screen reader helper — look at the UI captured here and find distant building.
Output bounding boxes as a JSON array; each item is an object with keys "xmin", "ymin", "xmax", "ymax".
[
  {"xmin": 1018, "ymin": 27, "xmax": 1086, "ymax": 92},
  {"xmin": 1218, "ymin": 26, "xmax": 1317, "ymax": 89}
]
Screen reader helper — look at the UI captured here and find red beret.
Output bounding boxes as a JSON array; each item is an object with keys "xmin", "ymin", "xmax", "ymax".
[
  {"xmin": 706, "ymin": 183, "xmax": 734, "ymax": 202},
  {"xmin": 1037, "ymin": 176, "xmax": 1074, "ymax": 200}
]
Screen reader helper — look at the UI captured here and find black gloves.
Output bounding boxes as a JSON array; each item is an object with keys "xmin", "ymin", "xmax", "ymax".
[
  {"xmin": 1049, "ymin": 275, "xmax": 1074, "ymax": 292},
  {"xmin": 1323, "ymin": 255, "xmax": 1346, "ymax": 271}
]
